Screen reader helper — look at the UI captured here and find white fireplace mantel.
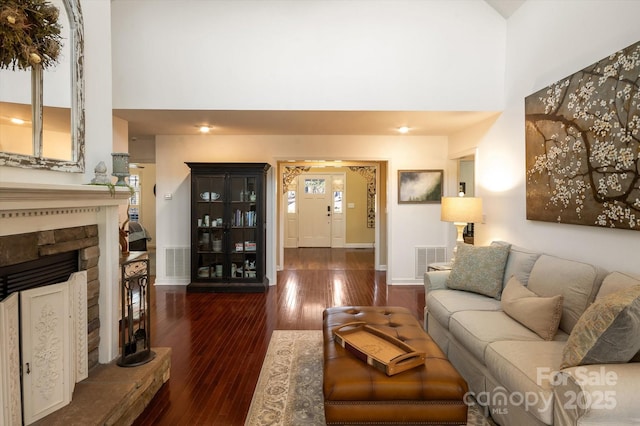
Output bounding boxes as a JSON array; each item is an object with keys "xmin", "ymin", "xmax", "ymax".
[
  {"xmin": 1, "ymin": 182, "xmax": 131, "ymax": 210},
  {"xmin": 0, "ymin": 181, "xmax": 131, "ymax": 364}
]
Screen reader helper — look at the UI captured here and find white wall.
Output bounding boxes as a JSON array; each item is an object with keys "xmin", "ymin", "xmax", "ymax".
[
  {"xmin": 112, "ymin": 115, "xmax": 130, "ymax": 225},
  {"xmin": 137, "ymin": 163, "xmax": 157, "ymax": 248},
  {"xmin": 110, "ymin": 0, "xmax": 509, "ymax": 285},
  {"xmin": 154, "ymin": 135, "xmax": 451, "ymax": 285},
  {"xmin": 111, "ymin": 0, "xmax": 506, "ymax": 112},
  {"xmin": 112, "ymin": 116, "xmax": 128, "ymax": 153},
  {"xmin": 474, "ymin": 0, "xmax": 640, "ymax": 274}
]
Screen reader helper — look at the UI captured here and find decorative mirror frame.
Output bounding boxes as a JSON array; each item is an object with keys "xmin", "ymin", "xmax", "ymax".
[{"xmin": 0, "ymin": 0, "xmax": 85, "ymax": 173}]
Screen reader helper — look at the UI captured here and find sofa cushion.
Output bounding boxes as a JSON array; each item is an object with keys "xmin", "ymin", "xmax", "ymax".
[
  {"xmin": 501, "ymin": 276, "xmax": 564, "ymax": 340},
  {"xmin": 492, "ymin": 241, "xmax": 542, "ymax": 289},
  {"xmin": 448, "ymin": 310, "xmax": 558, "ymax": 363},
  {"xmin": 485, "ymin": 340, "xmax": 566, "ymax": 425},
  {"xmin": 596, "ymin": 271, "xmax": 640, "ymax": 300},
  {"xmin": 446, "ymin": 244, "xmax": 510, "ymax": 299},
  {"xmin": 527, "ymin": 254, "xmax": 606, "ymax": 333},
  {"xmin": 426, "ymin": 289, "xmax": 502, "ymax": 330},
  {"xmin": 561, "ymin": 285, "xmax": 640, "ymax": 369}
]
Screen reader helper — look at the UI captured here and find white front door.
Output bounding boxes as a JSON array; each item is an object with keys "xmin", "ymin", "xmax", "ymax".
[
  {"xmin": 21, "ymin": 282, "xmax": 71, "ymax": 425},
  {"xmin": 298, "ymin": 175, "xmax": 332, "ymax": 247}
]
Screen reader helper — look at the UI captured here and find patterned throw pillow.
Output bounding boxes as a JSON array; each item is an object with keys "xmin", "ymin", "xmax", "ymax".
[
  {"xmin": 561, "ymin": 285, "xmax": 640, "ymax": 369},
  {"xmin": 501, "ymin": 276, "xmax": 564, "ymax": 340},
  {"xmin": 445, "ymin": 244, "xmax": 510, "ymax": 299}
]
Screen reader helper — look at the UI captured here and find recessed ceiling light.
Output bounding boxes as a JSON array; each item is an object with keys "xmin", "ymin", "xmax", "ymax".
[
  {"xmin": 199, "ymin": 126, "xmax": 211, "ymax": 133},
  {"xmin": 397, "ymin": 126, "xmax": 410, "ymax": 134},
  {"xmin": 10, "ymin": 117, "xmax": 25, "ymax": 125}
]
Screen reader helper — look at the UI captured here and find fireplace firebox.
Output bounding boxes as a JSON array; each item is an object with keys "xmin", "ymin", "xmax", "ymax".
[{"xmin": 0, "ymin": 251, "xmax": 79, "ymax": 300}]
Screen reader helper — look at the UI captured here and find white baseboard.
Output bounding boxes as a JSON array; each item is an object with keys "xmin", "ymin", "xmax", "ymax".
[
  {"xmin": 344, "ymin": 243, "xmax": 375, "ymax": 249},
  {"xmin": 389, "ymin": 279, "xmax": 424, "ymax": 286}
]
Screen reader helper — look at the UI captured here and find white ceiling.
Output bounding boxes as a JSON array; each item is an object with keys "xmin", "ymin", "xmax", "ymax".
[
  {"xmin": 112, "ymin": 1, "xmax": 523, "ymax": 140},
  {"xmin": 1, "ymin": 1, "xmax": 520, "ymax": 141},
  {"xmin": 485, "ymin": 0, "xmax": 526, "ymax": 19},
  {"xmin": 113, "ymin": 109, "xmax": 500, "ymax": 138}
]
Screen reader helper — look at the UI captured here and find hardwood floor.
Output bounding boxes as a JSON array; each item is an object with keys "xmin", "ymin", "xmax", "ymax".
[{"xmin": 133, "ymin": 248, "xmax": 425, "ymax": 425}]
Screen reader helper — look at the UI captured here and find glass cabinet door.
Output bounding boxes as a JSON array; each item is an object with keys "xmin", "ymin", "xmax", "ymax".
[
  {"xmin": 229, "ymin": 176, "xmax": 259, "ymax": 280},
  {"xmin": 195, "ymin": 175, "xmax": 225, "ymax": 279}
]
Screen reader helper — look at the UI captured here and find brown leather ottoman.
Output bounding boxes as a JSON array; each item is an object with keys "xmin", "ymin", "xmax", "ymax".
[{"xmin": 323, "ymin": 306, "xmax": 468, "ymax": 425}]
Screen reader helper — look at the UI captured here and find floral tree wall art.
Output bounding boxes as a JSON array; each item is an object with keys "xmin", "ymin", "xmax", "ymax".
[{"xmin": 525, "ymin": 40, "xmax": 640, "ymax": 231}]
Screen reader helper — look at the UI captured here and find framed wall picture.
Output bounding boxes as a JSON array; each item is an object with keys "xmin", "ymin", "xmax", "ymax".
[
  {"xmin": 525, "ymin": 40, "xmax": 640, "ymax": 231},
  {"xmin": 398, "ymin": 170, "xmax": 443, "ymax": 204}
]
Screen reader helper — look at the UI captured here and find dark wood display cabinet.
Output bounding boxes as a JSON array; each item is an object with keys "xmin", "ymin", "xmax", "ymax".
[{"xmin": 186, "ymin": 162, "xmax": 271, "ymax": 292}]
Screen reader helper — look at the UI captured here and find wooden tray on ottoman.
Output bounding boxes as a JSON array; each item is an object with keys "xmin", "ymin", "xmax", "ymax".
[{"xmin": 333, "ymin": 321, "xmax": 426, "ymax": 376}]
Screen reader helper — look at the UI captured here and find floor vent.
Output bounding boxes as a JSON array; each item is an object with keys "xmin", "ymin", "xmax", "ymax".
[
  {"xmin": 415, "ymin": 246, "xmax": 447, "ymax": 279},
  {"xmin": 164, "ymin": 247, "xmax": 190, "ymax": 278}
]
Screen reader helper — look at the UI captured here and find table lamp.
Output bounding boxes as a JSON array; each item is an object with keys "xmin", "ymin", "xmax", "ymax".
[{"xmin": 441, "ymin": 195, "xmax": 483, "ymax": 261}]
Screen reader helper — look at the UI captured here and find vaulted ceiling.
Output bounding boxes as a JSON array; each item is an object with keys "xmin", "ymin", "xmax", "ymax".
[{"xmin": 113, "ymin": 1, "xmax": 524, "ymax": 140}]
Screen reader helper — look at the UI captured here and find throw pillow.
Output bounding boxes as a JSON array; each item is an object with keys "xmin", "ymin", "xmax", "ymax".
[
  {"xmin": 446, "ymin": 244, "xmax": 510, "ymax": 299},
  {"xmin": 501, "ymin": 276, "xmax": 564, "ymax": 340},
  {"xmin": 561, "ymin": 285, "xmax": 640, "ymax": 369}
]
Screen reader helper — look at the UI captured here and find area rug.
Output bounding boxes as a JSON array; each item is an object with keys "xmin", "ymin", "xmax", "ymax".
[{"xmin": 245, "ymin": 330, "xmax": 495, "ymax": 426}]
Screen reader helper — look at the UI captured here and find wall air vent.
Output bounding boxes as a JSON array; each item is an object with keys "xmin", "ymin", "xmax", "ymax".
[
  {"xmin": 165, "ymin": 247, "xmax": 190, "ymax": 278},
  {"xmin": 414, "ymin": 246, "xmax": 447, "ymax": 279}
]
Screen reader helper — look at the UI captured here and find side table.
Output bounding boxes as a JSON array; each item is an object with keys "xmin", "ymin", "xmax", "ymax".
[{"xmin": 427, "ymin": 262, "xmax": 453, "ymax": 272}]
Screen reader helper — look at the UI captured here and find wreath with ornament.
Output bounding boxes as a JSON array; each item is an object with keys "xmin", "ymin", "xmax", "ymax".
[{"xmin": 0, "ymin": 0, "xmax": 62, "ymax": 70}]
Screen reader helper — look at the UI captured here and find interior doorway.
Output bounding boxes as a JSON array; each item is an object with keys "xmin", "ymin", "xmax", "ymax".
[
  {"xmin": 458, "ymin": 157, "xmax": 475, "ymax": 196},
  {"xmin": 458, "ymin": 155, "xmax": 476, "ymax": 244},
  {"xmin": 278, "ymin": 161, "xmax": 387, "ymax": 272}
]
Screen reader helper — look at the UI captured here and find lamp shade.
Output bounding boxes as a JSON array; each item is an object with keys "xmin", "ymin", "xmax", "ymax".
[{"xmin": 441, "ymin": 196, "xmax": 483, "ymax": 224}]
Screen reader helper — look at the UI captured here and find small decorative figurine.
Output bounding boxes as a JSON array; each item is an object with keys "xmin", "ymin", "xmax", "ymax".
[{"xmin": 91, "ymin": 161, "xmax": 110, "ymax": 184}]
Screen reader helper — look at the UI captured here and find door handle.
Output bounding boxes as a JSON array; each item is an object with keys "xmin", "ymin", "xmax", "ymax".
[{"xmin": 327, "ymin": 206, "xmax": 331, "ymax": 216}]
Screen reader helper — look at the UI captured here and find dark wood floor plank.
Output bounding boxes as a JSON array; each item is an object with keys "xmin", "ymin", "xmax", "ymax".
[{"xmin": 133, "ymin": 248, "xmax": 424, "ymax": 425}]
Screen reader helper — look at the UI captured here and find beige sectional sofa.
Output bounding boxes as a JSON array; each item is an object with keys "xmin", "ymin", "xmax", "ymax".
[{"xmin": 424, "ymin": 242, "xmax": 640, "ymax": 426}]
